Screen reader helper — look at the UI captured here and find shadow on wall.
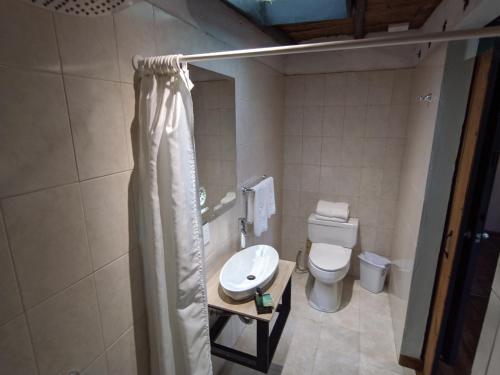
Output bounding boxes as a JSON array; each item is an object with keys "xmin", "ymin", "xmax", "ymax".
[{"xmin": 127, "ymin": 72, "xmax": 150, "ymax": 374}]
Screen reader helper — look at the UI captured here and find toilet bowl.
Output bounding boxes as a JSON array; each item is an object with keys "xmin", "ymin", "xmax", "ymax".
[
  {"xmin": 307, "ymin": 214, "xmax": 358, "ymax": 312},
  {"xmin": 308, "ymin": 243, "xmax": 352, "ymax": 312}
]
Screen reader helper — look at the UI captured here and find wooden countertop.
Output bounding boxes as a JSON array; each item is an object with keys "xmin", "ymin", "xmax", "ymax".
[{"xmin": 207, "ymin": 259, "xmax": 296, "ymax": 322}]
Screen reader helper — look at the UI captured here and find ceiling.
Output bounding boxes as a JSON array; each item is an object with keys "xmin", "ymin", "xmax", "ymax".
[{"xmin": 223, "ymin": 0, "xmax": 444, "ymax": 43}]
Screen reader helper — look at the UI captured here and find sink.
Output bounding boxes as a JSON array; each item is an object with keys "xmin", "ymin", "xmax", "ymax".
[{"xmin": 219, "ymin": 244, "xmax": 279, "ymax": 301}]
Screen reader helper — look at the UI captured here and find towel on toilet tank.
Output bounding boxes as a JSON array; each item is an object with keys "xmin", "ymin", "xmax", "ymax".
[
  {"xmin": 315, "ymin": 200, "xmax": 349, "ymax": 222},
  {"xmin": 251, "ymin": 177, "xmax": 276, "ymax": 237},
  {"xmin": 314, "ymin": 214, "xmax": 347, "ymax": 223}
]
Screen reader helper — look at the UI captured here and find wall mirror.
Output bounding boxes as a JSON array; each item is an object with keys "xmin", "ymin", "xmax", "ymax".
[{"xmin": 190, "ymin": 65, "xmax": 237, "ymax": 224}]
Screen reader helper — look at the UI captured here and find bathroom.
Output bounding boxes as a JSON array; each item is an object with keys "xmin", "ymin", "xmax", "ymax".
[{"xmin": 1, "ymin": 0, "xmax": 500, "ymax": 375}]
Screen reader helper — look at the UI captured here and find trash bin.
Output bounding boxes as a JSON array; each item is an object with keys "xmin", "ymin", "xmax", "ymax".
[{"xmin": 358, "ymin": 251, "xmax": 391, "ymax": 293}]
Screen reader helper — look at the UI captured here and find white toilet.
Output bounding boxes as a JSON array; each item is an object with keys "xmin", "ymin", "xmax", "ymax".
[{"xmin": 307, "ymin": 214, "xmax": 359, "ymax": 312}]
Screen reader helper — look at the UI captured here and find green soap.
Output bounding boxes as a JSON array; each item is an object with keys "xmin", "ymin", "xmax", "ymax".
[{"xmin": 262, "ymin": 293, "xmax": 273, "ymax": 307}]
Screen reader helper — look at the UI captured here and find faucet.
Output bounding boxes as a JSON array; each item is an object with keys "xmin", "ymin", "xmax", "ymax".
[{"xmin": 239, "ymin": 218, "xmax": 248, "ymax": 249}]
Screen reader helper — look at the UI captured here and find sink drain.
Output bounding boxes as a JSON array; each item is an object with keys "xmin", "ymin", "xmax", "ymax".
[{"xmin": 247, "ymin": 275, "xmax": 256, "ymax": 280}]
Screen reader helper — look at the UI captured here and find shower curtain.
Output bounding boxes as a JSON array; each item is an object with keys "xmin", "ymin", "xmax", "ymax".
[{"xmin": 136, "ymin": 57, "xmax": 212, "ymax": 375}]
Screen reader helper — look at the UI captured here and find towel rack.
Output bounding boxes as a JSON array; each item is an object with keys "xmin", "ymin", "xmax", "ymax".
[
  {"xmin": 241, "ymin": 175, "xmax": 267, "ymax": 194},
  {"xmin": 241, "ymin": 175, "xmax": 267, "ymax": 223}
]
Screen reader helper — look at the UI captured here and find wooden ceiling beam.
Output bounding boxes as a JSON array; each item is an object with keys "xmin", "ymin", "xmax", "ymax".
[
  {"xmin": 270, "ymin": 0, "xmax": 444, "ymax": 42},
  {"xmin": 354, "ymin": 0, "xmax": 367, "ymax": 39}
]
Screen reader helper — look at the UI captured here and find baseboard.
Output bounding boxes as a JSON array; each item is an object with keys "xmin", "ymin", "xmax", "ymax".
[{"xmin": 399, "ymin": 354, "xmax": 423, "ymax": 371}]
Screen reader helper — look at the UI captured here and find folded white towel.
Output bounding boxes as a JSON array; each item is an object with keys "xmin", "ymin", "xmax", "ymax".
[
  {"xmin": 314, "ymin": 214, "xmax": 346, "ymax": 223},
  {"xmin": 252, "ymin": 177, "xmax": 275, "ymax": 237},
  {"xmin": 316, "ymin": 200, "xmax": 349, "ymax": 221}
]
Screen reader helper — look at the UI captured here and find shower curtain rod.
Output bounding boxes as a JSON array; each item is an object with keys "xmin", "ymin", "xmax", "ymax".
[{"xmin": 133, "ymin": 25, "xmax": 500, "ymax": 68}]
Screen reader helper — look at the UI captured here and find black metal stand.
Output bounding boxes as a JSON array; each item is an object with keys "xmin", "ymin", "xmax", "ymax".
[{"xmin": 209, "ymin": 278, "xmax": 292, "ymax": 373}]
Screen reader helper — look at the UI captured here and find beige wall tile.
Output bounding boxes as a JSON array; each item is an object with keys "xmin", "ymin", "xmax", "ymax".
[
  {"xmin": 360, "ymin": 168, "xmax": 383, "ymax": 198},
  {"xmin": 81, "ymin": 172, "xmax": 135, "ymax": 270},
  {"xmin": 319, "ymin": 166, "xmax": 340, "ymax": 194},
  {"xmin": 27, "ymin": 277, "xmax": 104, "ymax": 375},
  {"xmin": 392, "ymin": 69, "xmax": 414, "ymax": 105},
  {"xmin": 365, "ymin": 105, "xmax": 390, "ymax": 138},
  {"xmin": 283, "ymin": 164, "xmax": 301, "ymax": 191},
  {"xmin": 285, "ymin": 76, "xmax": 305, "ymax": 106},
  {"xmin": 65, "ymin": 76, "xmax": 129, "ymax": 180},
  {"xmin": 284, "ymin": 107, "xmax": 303, "ymax": 135},
  {"xmin": 94, "ymin": 253, "xmax": 143, "ymax": 347},
  {"xmin": 0, "ymin": 212, "xmax": 22, "ymax": 325},
  {"xmin": 320, "ymin": 137, "xmax": 342, "ymax": 166},
  {"xmin": 0, "ymin": 0, "xmax": 60, "ymax": 72},
  {"xmin": 55, "ymin": 13, "xmax": 119, "ymax": 80},
  {"xmin": 284, "ymin": 136, "xmax": 302, "ymax": 164},
  {"xmin": 345, "ymin": 72, "xmax": 370, "ymax": 106},
  {"xmin": 343, "ymin": 106, "xmax": 367, "ymax": 138},
  {"xmin": 362, "ymin": 138, "xmax": 386, "ymax": 168},
  {"xmin": 304, "ymin": 75, "xmax": 325, "ymax": 106},
  {"xmin": 341, "ymin": 137, "xmax": 364, "ymax": 167},
  {"xmin": 368, "ymin": 71, "xmax": 394, "ymax": 105},
  {"xmin": 0, "ymin": 68, "xmax": 77, "ymax": 198},
  {"xmin": 388, "ymin": 105, "xmax": 409, "ymax": 138},
  {"xmin": 83, "ymin": 354, "xmax": 108, "ymax": 375},
  {"xmin": 114, "ymin": 2, "xmax": 157, "ymax": 83},
  {"xmin": 302, "ymin": 137, "xmax": 322, "ymax": 165},
  {"xmin": 300, "ymin": 165, "xmax": 321, "ymax": 193},
  {"xmin": 303, "ymin": 106, "xmax": 323, "ymax": 136},
  {"xmin": 282, "ymin": 189, "xmax": 300, "ymax": 217},
  {"xmin": 106, "ymin": 323, "xmax": 149, "ymax": 375},
  {"xmin": 2, "ymin": 184, "xmax": 92, "ymax": 308},
  {"xmin": 0, "ymin": 315, "xmax": 37, "ymax": 375},
  {"xmin": 325, "ymin": 73, "xmax": 347, "ymax": 106},
  {"xmin": 322, "ymin": 106, "xmax": 344, "ymax": 137}
]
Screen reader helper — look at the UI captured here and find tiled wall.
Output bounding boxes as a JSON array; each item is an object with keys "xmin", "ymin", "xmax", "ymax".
[
  {"xmin": 388, "ymin": 45, "xmax": 447, "ymax": 356},
  {"xmin": 280, "ymin": 70, "xmax": 413, "ymax": 276},
  {"xmin": 0, "ymin": 1, "xmax": 283, "ymax": 374}
]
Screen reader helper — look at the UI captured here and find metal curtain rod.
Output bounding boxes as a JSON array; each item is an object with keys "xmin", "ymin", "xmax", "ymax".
[{"xmin": 133, "ymin": 25, "xmax": 500, "ymax": 67}]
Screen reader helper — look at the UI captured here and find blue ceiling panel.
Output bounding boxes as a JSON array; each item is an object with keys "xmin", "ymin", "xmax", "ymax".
[{"xmin": 226, "ymin": 0, "xmax": 349, "ymax": 26}]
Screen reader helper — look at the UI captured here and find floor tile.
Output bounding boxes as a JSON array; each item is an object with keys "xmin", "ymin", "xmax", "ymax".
[{"xmin": 218, "ymin": 271, "xmax": 407, "ymax": 375}]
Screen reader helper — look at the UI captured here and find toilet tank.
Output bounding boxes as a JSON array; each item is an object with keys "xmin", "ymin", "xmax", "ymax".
[{"xmin": 307, "ymin": 214, "xmax": 359, "ymax": 248}]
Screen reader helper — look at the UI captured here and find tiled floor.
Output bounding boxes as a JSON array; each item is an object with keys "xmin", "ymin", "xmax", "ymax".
[{"xmin": 220, "ymin": 272, "xmax": 412, "ymax": 375}]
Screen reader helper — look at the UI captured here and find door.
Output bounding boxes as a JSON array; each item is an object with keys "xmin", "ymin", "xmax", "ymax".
[{"xmin": 423, "ymin": 42, "xmax": 500, "ymax": 375}]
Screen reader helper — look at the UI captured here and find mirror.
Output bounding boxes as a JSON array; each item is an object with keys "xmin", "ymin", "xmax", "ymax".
[{"xmin": 190, "ymin": 65, "xmax": 237, "ymax": 224}]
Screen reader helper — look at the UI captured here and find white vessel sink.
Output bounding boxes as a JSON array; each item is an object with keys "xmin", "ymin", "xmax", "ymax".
[{"xmin": 219, "ymin": 244, "xmax": 279, "ymax": 301}]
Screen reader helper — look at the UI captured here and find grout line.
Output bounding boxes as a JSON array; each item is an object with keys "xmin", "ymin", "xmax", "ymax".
[
  {"xmin": 0, "ymin": 205, "xmax": 41, "ymax": 375},
  {"xmin": 0, "ymin": 168, "xmax": 133, "ymax": 202},
  {"xmin": 0, "ymin": 63, "xmax": 133, "ymax": 85},
  {"xmin": 90, "ymin": 273, "xmax": 108, "ymax": 358},
  {"xmin": 51, "ymin": 11, "xmax": 83, "ymax": 185}
]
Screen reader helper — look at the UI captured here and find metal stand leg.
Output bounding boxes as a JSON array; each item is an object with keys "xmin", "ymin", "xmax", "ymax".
[{"xmin": 256, "ymin": 320, "xmax": 270, "ymax": 372}]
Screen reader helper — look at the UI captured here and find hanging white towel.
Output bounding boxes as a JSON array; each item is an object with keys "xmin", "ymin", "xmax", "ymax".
[
  {"xmin": 316, "ymin": 200, "xmax": 349, "ymax": 221},
  {"xmin": 314, "ymin": 214, "xmax": 347, "ymax": 223},
  {"xmin": 252, "ymin": 177, "xmax": 276, "ymax": 237}
]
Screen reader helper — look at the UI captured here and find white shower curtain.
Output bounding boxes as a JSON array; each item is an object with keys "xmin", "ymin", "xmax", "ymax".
[{"xmin": 136, "ymin": 57, "xmax": 212, "ymax": 375}]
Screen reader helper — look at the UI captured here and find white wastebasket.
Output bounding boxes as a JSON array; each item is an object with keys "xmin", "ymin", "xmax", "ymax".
[{"xmin": 358, "ymin": 251, "xmax": 391, "ymax": 293}]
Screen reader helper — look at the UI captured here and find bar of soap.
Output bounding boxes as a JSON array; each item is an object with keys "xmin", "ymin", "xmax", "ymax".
[{"xmin": 262, "ymin": 293, "xmax": 273, "ymax": 308}]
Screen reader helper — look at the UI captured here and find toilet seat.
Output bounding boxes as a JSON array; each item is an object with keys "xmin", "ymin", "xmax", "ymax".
[{"xmin": 309, "ymin": 243, "xmax": 351, "ymax": 272}]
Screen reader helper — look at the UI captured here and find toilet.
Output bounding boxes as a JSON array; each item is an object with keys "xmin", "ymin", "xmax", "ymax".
[{"xmin": 307, "ymin": 214, "xmax": 359, "ymax": 312}]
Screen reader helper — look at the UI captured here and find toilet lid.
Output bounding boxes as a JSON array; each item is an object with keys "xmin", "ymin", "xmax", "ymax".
[{"xmin": 309, "ymin": 243, "xmax": 351, "ymax": 271}]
